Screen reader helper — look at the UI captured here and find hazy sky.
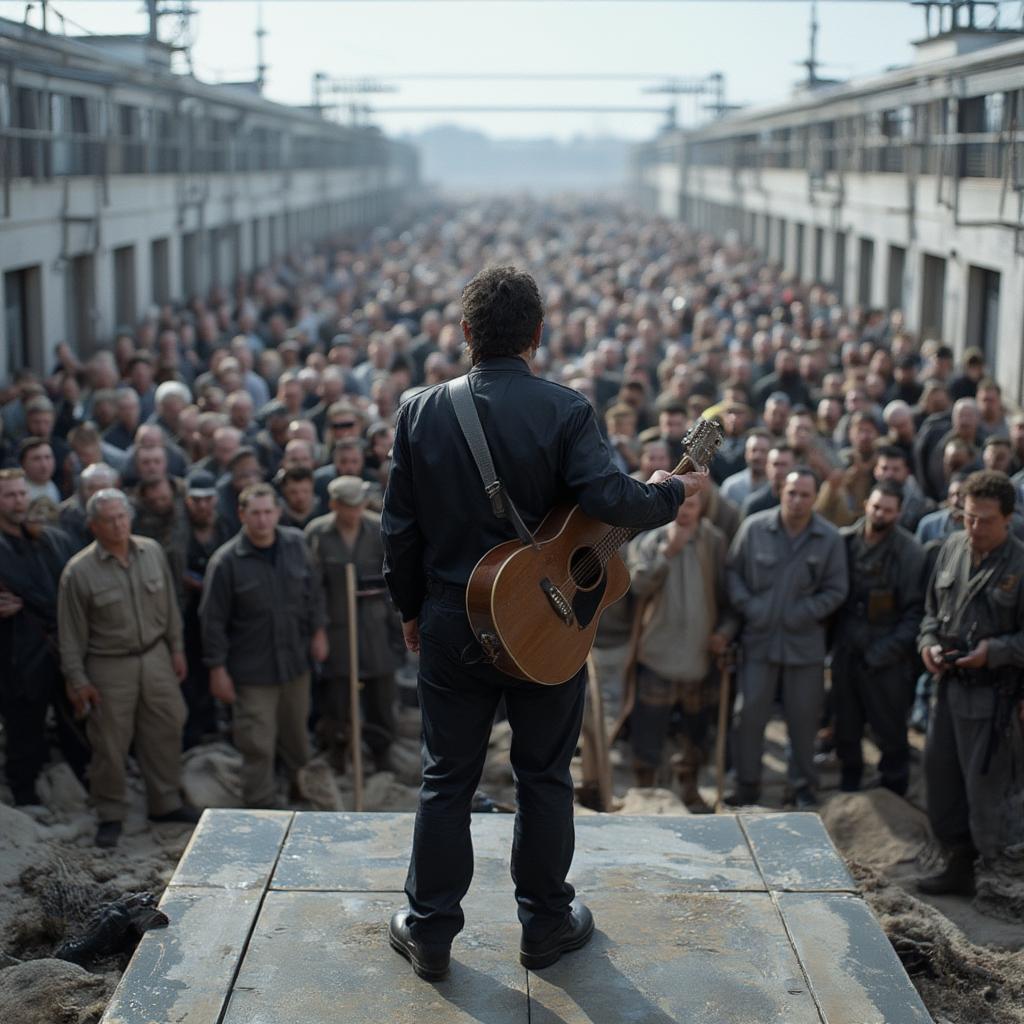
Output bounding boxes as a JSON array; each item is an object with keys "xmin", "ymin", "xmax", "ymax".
[{"xmin": 4, "ymin": 1, "xmax": 1011, "ymax": 139}]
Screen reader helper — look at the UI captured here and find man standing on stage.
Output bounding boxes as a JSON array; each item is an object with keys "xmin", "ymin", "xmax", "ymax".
[{"xmin": 381, "ymin": 266, "xmax": 706, "ymax": 981}]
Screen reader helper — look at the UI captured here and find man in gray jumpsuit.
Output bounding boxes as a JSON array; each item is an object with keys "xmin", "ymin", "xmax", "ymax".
[
  {"xmin": 918, "ymin": 470, "xmax": 1024, "ymax": 895},
  {"xmin": 726, "ymin": 468, "xmax": 848, "ymax": 808}
]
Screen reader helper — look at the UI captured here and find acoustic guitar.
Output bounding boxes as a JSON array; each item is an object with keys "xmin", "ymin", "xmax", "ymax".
[{"xmin": 465, "ymin": 417, "xmax": 724, "ymax": 684}]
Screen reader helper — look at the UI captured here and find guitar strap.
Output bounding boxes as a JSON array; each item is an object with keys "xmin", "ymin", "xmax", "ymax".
[{"xmin": 449, "ymin": 374, "xmax": 538, "ymax": 549}]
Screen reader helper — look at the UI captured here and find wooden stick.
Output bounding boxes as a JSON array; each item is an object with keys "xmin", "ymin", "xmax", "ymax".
[
  {"xmin": 584, "ymin": 654, "xmax": 614, "ymax": 812},
  {"xmin": 608, "ymin": 596, "xmax": 648, "ymax": 746},
  {"xmin": 345, "ymin": 562, "xmax": 364, "ymax": 812},
  {"xmin": 714, "ymin": 648, "xmax": 734, "ymax": 813}
]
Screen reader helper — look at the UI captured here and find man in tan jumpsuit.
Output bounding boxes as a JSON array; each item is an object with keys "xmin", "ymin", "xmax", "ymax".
[{"xmin": 58, "ymin": 488, "xmax": 199, "ymax": 848}]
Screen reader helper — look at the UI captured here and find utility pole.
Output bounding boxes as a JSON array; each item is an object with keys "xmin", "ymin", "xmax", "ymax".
[{"xmin": 255, "ymin": 1, "xmax": 267, "ymax": 94}]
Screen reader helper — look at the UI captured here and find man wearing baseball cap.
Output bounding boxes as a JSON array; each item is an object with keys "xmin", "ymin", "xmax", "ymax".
[{"xmin": 305, "ymin": 476, "xmax": 403, "ymax": 773}]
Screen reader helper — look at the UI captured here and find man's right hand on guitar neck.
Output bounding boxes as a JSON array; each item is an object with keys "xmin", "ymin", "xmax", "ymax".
[{"xmin": 647, "ymin": 466, "xmax": 710, "ymax": 500}]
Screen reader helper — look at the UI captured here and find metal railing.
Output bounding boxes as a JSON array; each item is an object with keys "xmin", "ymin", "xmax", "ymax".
[
  {"xmin": 683, "ymin": 130, "xmax": 1022, "ymax": 184},
  {"xmin": 0, "ymin": 123, "xmax": 395, "ymax": 182}
]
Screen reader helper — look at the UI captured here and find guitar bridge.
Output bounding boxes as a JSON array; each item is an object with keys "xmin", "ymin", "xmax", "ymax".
[
  {"xmin": 477, "ymin": 632, "xmax": 503, "ymax": 664},
  {"xmin": 540, "ymin": 577, "xmax": 574, "ymax": 626}
]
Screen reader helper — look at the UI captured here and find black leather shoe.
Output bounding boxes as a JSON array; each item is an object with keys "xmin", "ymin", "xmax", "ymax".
[
  {"xmin": 388, "ymin": 910, "xmax": 451, "ymax": 981},
  {"xmin": 520, "ymin": 899, "xmax": 594, "ymax": 971},
  {"xmin": 917, "ymin": 847, "xmax": 975, "ymax": 896},
  {"xmin": 149, "ymin": 805, "xmax": 202, "ymax": 825},
  {"xmin": 95, "ymin": 821, "xmax": 122, "ymax": 848}
]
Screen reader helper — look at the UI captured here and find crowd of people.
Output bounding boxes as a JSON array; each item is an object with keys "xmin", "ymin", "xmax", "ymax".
[{"xmin": 0, "ymin": 199, "xmax": 1021, "ymax": 899}]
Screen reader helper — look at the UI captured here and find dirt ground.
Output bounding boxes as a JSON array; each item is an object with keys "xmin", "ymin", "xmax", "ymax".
[{"xmin": 1, "ymin": 671, "xmax": 1022, "ymax": 1024}]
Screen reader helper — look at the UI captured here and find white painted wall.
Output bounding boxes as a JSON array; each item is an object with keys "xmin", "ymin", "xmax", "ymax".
[
  {"xmin": 638, "ymin": 157, "xmax": 1024, "ymax": 402},
  {"xmin": 0, "ymin": 163, "xmax": 414, "ymax": 377}
]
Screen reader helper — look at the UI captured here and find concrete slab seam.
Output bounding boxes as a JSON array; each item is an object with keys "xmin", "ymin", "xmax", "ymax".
[
  {"xmin": 767, "ymin": 888, "xmax": 828, "ymax": 1024},
  {"xmin": 213, "ymin": 810, "xmax": 297, "ymax": 1024},
  {"xmin": 737, "ymin": 815, "xmax": 828, "ymax": 1024},
  {"xmin": 735, "ymin": 814, "xmax": 770, "ymax": 891}
]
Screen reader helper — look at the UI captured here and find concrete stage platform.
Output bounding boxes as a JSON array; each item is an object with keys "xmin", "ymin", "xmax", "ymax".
[{"xmin": 101, "ymin": 810, "xmax": 932, "ymax": 1024}]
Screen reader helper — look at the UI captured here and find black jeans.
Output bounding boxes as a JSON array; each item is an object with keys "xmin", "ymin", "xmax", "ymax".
[
  {"xmin": 405, "ymin": 593, "xmax": 586, "ymax": 946},
  {"xmin": 832, "ymin": 651, "xmax": 911, "ymax": 793},
  {"xmin": 0, "ymin": 656, "xmax": 90, "ymax": 799}
]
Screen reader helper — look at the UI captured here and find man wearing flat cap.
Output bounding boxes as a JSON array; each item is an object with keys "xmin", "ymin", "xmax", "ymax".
[{"xmin": 305, "ymin": 476, "xmax": 404, "ymax": 771}]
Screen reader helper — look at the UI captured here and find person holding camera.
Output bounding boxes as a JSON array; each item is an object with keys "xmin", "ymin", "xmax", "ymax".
[{"xmin": 917, "ymin": 470, "xmax": 1024, "ymax": 895}]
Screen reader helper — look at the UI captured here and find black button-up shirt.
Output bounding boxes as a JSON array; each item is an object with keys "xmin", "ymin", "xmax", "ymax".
[{"xmin": 381, "ymin": 356, "xmax": 683, "ymax": 622}]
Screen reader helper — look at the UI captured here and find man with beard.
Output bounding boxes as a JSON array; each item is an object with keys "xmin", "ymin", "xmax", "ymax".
[
  {"xmin": 0, "ymin": 469, "xmax": 87, "ymax": 804},
  {"xmin": 720, "ymin": 429, "xmax": 771, "ymax": 508},
  {"xmin": 753, "ymin": 350, "xmax": 811, "ymax": 411},
  {"xmin": 831, "ymin": 481, "xmax": 925, "ymax": 795},
  {"xmin": 740, "ymin": 443, "xmax": 795, "ymax": 518}
]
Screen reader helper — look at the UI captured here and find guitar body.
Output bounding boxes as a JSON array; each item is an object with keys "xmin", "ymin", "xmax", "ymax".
[{"xmin": 466, "ymin": 504, "xmax": 631, "ymax": 685}]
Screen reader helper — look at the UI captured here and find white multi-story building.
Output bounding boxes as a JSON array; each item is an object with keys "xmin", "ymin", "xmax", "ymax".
[
  {"xmin": 0, "ymin": 17, "xmax": 419, "ymax": 378},
  {"xmin": 634, "ymin": 24, "xmax": 1024, "ymax": 400}
]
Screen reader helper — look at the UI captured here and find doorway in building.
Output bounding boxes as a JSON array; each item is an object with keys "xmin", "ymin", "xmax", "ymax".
[
  {"xmin": 151, "ymin": 238, "xmax": 170, "ymax": 305},
  {"xmin": 833, "ymin": 231, "xmax": 847, "ymax": 302},
  {"xmin": 113, "ymin": 245, "xmax": 136, "ymax": 330},
  {"xmin": 66, "ymin": 254, "xmax": 96, "ymax": 356},
  {"xmin": 920, "ymin": 254, "xmax": 946, "ymax": 341},
  {"xmin": 887, "ymin": 245, "xmax": 906, "ymax": 313},
  {"xmin": 4, "ymin": 265, "xmax": 43, "ymax": 373},
  {"xmin": 858, "ymin": 238, "xmax": 874, "ymax": 307},
  {"xmin": 967, "ymin": 265, "xmax": 1000, "ymax": 374}
]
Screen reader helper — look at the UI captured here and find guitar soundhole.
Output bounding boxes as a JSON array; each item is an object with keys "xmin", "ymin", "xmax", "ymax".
[{"xmin": 569, "ymin": 547, "xmax": 603, "ymax": 591}]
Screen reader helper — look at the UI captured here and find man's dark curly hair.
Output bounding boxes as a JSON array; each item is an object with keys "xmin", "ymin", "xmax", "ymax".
[
  {"xmin": 461, "ymin": 266, "xmax": 544, "ymax": 364},
  {"xmin": 962, "ymin": 470, "xmax": 1016, "ymax": 516}
]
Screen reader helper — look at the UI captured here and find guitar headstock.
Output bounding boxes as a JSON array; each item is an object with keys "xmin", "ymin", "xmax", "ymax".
[{"xmin": 682, "ymin": 416, "xmax": 724, "ymax": 470}]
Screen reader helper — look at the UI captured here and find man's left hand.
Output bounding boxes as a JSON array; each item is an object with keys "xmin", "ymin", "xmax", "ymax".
[
  {"xmin": 707, "ymin": 632, "xmax": 729, "ymax": 656},
  {"xmin": 171, "ymin": 651, "xmax": 188, "ymax": 682},
  {"xmin": 955, "ymin": 639, "xmax": 989, "ymax": 670},
  {"xmin": 402, "ymin": 618, "xmax": 420, "ymax": 654},
  {"xmin": 310, "ymin": 629, "xmax": 329, "ymax": 664}
]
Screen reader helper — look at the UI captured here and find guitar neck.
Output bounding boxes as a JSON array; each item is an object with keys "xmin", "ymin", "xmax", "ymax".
[
  {"xmin": 602, "ymin": 453, "xmax": 700, "ymax": 552},
  {"xmin": 669, "ymin": 453, "xmax": 699, "ymax": 477}
]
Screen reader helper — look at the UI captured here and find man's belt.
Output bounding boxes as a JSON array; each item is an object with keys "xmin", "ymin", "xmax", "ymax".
[
  {"xmin": 88, "ymin": 636, "xmax": 166, "ymax": 658},
  {"xmin": 425, "ymin": 578, "xmax": 467, "ymax": 604}
]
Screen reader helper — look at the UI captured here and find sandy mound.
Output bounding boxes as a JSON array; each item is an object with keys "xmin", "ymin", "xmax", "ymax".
[
  {"xmin": 295, "ymin": 759, "xmax": 343, "ymax": 811},
  {"xmin": 0, "ymin": 804, "xmax": 42, "ymax": 887},
  {"xmin": 35, "ymin": 765, "xmax": 90, "ymax": 817},
  {"xmin": 855, "ymin": 864, "xmax": 1024, "ymax": 1024},
  {"xmin": 0, "ymin": 958, "xmax": 113, "ymax": 1024},
  {"xmin": 820, "ymin": 789, "xmax": 930, "ymax": 868},
  {"xmin": 180, "ymin": 743, "xmax": 242, "ymax": 809},
  {"xmin": 975, "ymin": 848, "xmax": 1024, "ymax": 925},
  {"xmin": 614, "ymin": 787, "xmax": 689, "ymax": 815}
]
